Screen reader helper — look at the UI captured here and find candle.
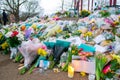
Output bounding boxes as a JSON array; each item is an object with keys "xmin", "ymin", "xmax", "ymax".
[{"xmin": 68, "ymin": 65, "xmax": 74, "ymax": 78}]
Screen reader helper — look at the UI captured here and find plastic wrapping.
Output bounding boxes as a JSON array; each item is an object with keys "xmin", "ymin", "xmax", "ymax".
[
  {"xmin": 78, "ymin": 43, "xmax": 95, "ymax": 53},
  {"xmin": 53, "ymin": 40, "xmax": 71, "ymax": 64},
  {"xmin": 18, "ymin": 38, "xmax": 47, "ymax": 67},
  {"xmin": 53, "ymin": 45, "xmax": 66, "ymax": 63},
  {"xmin": 114, "ymin": 36, "xmax": 120, "ymax": 53},
  {"xmin": 10, "ymin": 47, "xmax": 17, "ymax": 59},
  {"xmin": 46, "ymin": 25, "xmax": 61, "ymax": 37}
]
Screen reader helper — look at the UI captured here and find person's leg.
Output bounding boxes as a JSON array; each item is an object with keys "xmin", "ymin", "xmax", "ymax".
[
  {"xmin": 4, "ymin": 21, "xmax": 6, "ymax": 25},
  {"xmin": 0, "ymin": 18, "xmax": 2, "ymax": 24}
]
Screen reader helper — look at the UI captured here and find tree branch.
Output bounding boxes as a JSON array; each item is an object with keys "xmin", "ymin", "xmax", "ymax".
[
  {"xmin": 3, "ymin": 8, "xmax": 13, "ymax": 13},
  {"xmin": 19, "ymin": 0, "xmax": 27, "ymax": 6},
  {"xmin": 5, "ymin": 0, "xmax": 14, "ymax": 10}
]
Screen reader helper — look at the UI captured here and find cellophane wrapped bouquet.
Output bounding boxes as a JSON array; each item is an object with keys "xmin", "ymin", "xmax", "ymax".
[{"xmin": 18, "ymin": 38, "xmax": 47, "ymax": 74}]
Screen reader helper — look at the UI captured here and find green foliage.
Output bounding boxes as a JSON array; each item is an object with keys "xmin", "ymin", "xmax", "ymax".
[
  {"xmin": 62, "ymin": 50, "xmax": 72, "ymax": 71},
  {"xmin": 96, "ymin": 54, "xmax": 107, "ymax": 80},
  {"xmin": 55, "ymin": 12, "xmax": 62, "ymax": 16},
  {"xmin": 15, "ymin": 53, "xmax": 23, "ymax": 62},
  {"xmin": 19, "ymin": 67, "xmax": 27, "ymax": 75},
  {"xmin": 48, "ymin": 54, "xmax": 54, "ymax": 61},
  {"xmin": 72, "ymin": 30, "xmax": 81, "ymax": 36},
  {"xmin": 71, "ymin": 45, "xmax": 79, "ymax": 55},
  {"xmin": 80, "ymin": 10, "xmax": 91, "ymax": 18},
  {"xmin": 7, "ymin": 37, "xmax": 21, "ymax": 48},
  {"xmin": 63, "ymin": 33, "xmax": 70, "ymax": 39},
  {"xmin": 3, "ymin": 48, "xmax": 10, "ymax": 55},
  {"xmin": 28, "ymin": 64, "xmax": 36, "ymax": 74},
  {"xmin": 63, "ymin": 11, "xmax": 71, "ymax": 17},
  {"xmin": 104, "ymin": 59, "xmax": 120, "ymax": 79},
  {"xmin": 116, "ymin": 10, "xmax": 120, "ymax": 14},
  {"xmin": 49, "ymin": 61, "xmax": 55, "ymax": 69},
  {"xmin": 99, "ymin": 10, "xmax": 111, "ymax": 17}
]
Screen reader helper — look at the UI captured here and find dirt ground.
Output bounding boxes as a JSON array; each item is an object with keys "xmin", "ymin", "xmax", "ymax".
[{"xmin": 0, "ymin": 53, "xmax": 89, "ymax": 80}]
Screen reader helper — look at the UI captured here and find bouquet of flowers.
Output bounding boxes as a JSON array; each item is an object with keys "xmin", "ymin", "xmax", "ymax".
[
  {"xmin": 62, "ymin": 45, "xmax": 78, "ymax": 71},
  {"xmin": 99, "ymin": 10, "xmax": 110, "ymax": 17},
  {"xmin": 80, "ymin": 10, "xmax": 91, "ymax": 18},
  {"xmin": 96, "ymin": 54, "xmax": 120, "ymax": 80},
  {"xmin": 5, "ymin": 31, "xmax": 24, "ymax": 48}
]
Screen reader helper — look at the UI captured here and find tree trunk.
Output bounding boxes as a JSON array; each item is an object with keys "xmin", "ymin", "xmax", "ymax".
[
  {"xmin": 113, "ymin": 0, "xmax": 117, "ymax": 6},
  {"xmin": 91, "ymin": 0, "xmax": 94, "ymax": 11},
  {"xmin": 14, "ymin": 12, "xmax": 19, "ymax": 22},
  {"xmin": 77, "ymin": 0, "xmax": 80, "ymax": 17},
  {"xmin": 16, "ymin": 14, "xmax": 19, "ymax": 22},
  {"xmin": 71, "ymin": 0, "xmax": 74, "ymax": 9},
  {"xmin": 88, "ymin": 0, "xmax": 90, "ymax": 11},
  {"xmin": 110, "ymin": 0, "xmax": 112, "ymax": 6},
  {"xmin": 81, "ymin": 0, "xmax": 83, "ymax": 11},
  {"xmin": 62, "ymin": 0, "xmax": 64, "ymax": 11},
  {"xmin": 74, "ymin": 0, "xmax": 76, "ymax": 9}
]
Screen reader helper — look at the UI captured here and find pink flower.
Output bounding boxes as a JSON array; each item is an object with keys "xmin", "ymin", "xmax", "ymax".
[
  {"xmin": 102, "ymin": 64, "xmax": 111, "ymax": 74},
  {"xmin": 41, "ymin": 45, "xmax": 47, "ymax": 50},
  {"xmin": 104, "ymin": 18, "xmax": 113, "ymax": 24}
]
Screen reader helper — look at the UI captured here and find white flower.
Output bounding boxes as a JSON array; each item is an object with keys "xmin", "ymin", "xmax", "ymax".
[
  {"xmin": 5, "ymin": 32, "xmax": 12, "ymax": 38},
  {"xmin": 0, "ymin": 29, "xmax": 5, "ymax": 34},
  {"xmin": 17, "ymin": 33, "xmax": 24, "ymax": 41}
]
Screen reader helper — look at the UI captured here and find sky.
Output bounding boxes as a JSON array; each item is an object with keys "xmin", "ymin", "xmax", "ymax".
[
  {"xmin": 39, "ymin": 0, "xmax": 61, "ymax": 15},
  {"xmin": 39, "ymin": 0, "xmax": 73, "ymax": 15}
]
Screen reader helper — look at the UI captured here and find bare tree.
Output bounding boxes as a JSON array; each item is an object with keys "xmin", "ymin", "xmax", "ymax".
[
  {"xmin": 2, "ymin": 0, "xmax": 28, "ymax": 22},
  {"xmin": 21, "ymin": 0, "xmax": 40, "ymax": 20}
]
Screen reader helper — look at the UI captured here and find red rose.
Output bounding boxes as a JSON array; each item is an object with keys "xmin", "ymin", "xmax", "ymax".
[{"xmin": 11, "ymin": 31, "xmax": 19, "ymax": 37}]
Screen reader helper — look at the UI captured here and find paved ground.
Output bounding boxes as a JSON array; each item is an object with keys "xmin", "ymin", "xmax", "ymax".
[{"xmin": 0, "ymin": 53, "xmax": 88, "ymax": 80}]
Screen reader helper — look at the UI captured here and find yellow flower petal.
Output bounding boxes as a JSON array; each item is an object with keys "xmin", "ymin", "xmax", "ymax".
[
  {"xmin": 80, "ymin": 72, "xmax": 86, "ymax": 77},
  {"xmin": 37, "ymin": 48, "xmax": 47, "ymax": 56},
  {"xmin": 1, "ymin": 42, "xmax": 9, "ymax": 49}
]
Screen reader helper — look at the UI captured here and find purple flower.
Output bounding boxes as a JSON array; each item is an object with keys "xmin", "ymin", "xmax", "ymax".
[{"xmin": 25, "ymin": 29, "xmax": 31, "ymax": 39}]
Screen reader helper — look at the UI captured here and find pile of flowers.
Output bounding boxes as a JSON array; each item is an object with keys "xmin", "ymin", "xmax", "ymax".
[{"xmin": 1, "ymin": 7, "xmax": 120, "ymax": 80}]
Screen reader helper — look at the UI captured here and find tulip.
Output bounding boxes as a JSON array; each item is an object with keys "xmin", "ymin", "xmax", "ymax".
[{"xmin": 102, "ymin": 64, "xmax": 111, "ymax": 74}]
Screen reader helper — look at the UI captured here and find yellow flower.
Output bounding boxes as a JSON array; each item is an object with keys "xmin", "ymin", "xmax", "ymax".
[
  {"xmin": 111, "ymin": 54, "xmax": 120, "ymax": 64},
  {"xmin": 37, "ymin": 48, "xmax": 47, "ymax": 56},
  {"xmin": 1, "ymin": 42, "xmax": 9, "ymax": 49},
  {"xmin": 84, "ymin": 32, "xmax": 92, "ymax": 37},
  {"xmin": 80, "ymin": 72, "xmax": 86, "ymax": 77},
  {"xmin": 92, "ymin": 26, "xmax": 96, "ymax": 30},
  {"xmin": 57, "ymin": 29, "xmax": 62, "ymax": 33},
  {"xmin": 113, "ymin": 21, "xmax": 119, "ymax": 25},
  {"xmin": 71, "ymin": 50, "xmax": 75, "ymax": 54},
  {"xmin": 77, "ymin": 30, "xmax": 82, "ymax": 33},
  {"xmin": 87, "ymin": 32, "xmax": 92, "ymax": 36},
  {"xmin": 32, "ymin": 24, "xmax": 37, "ymax": 30},
  {"xmin": 0, "ymin": 33, "xmax": 3, "ymax": 39}
]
